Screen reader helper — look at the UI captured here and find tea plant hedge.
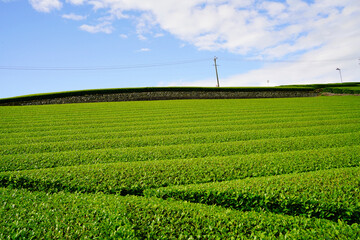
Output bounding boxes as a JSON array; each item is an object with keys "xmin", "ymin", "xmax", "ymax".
[
  {"xmin": 1, "ymin": 146, "xmax": 359, "ymax": 195},
  {"xmin": 145, "ymin": 167, "xmax": 360, "ymax": 224},
  {"xmin": 1, "ymin": 188, "xmax": 359, "ymax": 239},
  {"xmin": 1, "ymin": 96, "xmax": 360, "ymax": 238}
]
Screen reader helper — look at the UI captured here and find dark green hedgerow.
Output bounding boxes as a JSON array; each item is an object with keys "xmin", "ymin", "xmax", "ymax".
[
  {"xmin": 1, "ymin": 188, "xmax": 359, "ymax": 239},
  {"xmin": 0, "ymin": 86, "xmax": 315, "ymax": 104},
  {"xmin": 323, "ymin": 87, "xmax": 360, "ymax": 94},
  {"xmin": 1, "ymin": 132, "xmax": 359, "ymax": 172},
  {"xmin": 1, "ymin": 146, "xmax": 359, "ymax": 196},
  {"xmin": 145, "ymin": 167, "xmax": 360, "ymax": 224},
  {"xmin": 283, "ymin": 82, "xmax": 360, "ymax": 88}
]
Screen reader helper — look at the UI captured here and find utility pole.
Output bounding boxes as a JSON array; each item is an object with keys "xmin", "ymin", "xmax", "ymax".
[
  {"xmin": 214, "ymin": 56, "xmax": 220, "ymax": 87},
  {"xmin": 336, "ymin": 68, "xmax": 343, "ymax": 83}
]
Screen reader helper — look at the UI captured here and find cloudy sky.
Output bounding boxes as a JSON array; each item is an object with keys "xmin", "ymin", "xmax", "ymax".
[{"xmin": 1, "ymin": 0, "xmax": 359, "ymax": 98}]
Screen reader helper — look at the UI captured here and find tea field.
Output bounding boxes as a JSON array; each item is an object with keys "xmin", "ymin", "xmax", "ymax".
[{"xmin": 1, "ymin": 96, "xmax": 360, "ymax": 239}]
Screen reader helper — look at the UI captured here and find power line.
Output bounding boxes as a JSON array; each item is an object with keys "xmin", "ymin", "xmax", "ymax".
[
  {"xmin": 0, "ymin": 58, "xmax": 210, "ymax": 71},
  {"xmin": 221, "ymin": 57, "xmax": 358, "ymax": 63},
  {"xmin": 1, "ymin": 57, "xmax": 358, "ymax": 71}
]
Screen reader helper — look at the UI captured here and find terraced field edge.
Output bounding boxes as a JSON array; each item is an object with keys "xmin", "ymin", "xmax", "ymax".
[{"xmin": 0, "ymin": 86, "xmax": 319, "ymax": 106}]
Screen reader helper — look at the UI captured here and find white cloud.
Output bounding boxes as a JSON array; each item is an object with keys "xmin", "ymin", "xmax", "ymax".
[
  {"xmin": 137, "ymin": 35, "xmax": 147, "ymax": 41},
  {"xmin": 136, "ymin": 12, "xmax": 157, "ymax": 40},
  {"xmin": 27, "ymin": 0, "xmax": 360, "ymax": 85},
  {"xmin": 87, "ymin": 0, "xmax": 106, "ymax": 10},
  {"xmin": 31, "ymin": 0, "xmax": 359, "ymax": 58},
  {"xmin": 260, "ymin": 1, "xmax": 286, "ymax": 17},
  {"xmin": 168, "ymin": 48, "xmax": 359, "ymax": 88},
  {"xmin": 66, "ymin": 0, "xmax": 84, "ymax": 5},
  {"xmin": 154, "ymin": 33, "xmax": 164, "ymax": 38},
  {"xmin": 108, "ymin": 9, "xmax": 129, "ymax": 19},
  {"xmin": 69, "ymin": 0, "xmax": 357, "ymax": 59},
  {"xmin": 29, "ymin": 0, "xmax": 62, "ymax": 12},
  {"xmin": 79, "ymin": 22, "xmax": 114, "ymax": 34},
  {"xmin": 168, "ymin": 56, "xmax": 359, "ymax": 88},
  {"xmin": 119, "ymin": 34, "xmax": 128, "ymax": 39},
  {"xmin": 166, "ymin": 2, "xmax": 360, "ymax": 88},
  {"xmin": 62, "ymin": 13, "xmax": 87, "ymax": 20},
  {"xmin": 136, "ymin": 48, "xmax": 151, "ymax": 52}
]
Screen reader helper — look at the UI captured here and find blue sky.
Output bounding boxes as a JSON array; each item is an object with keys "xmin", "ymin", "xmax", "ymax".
[{"xmin": 1, "ymin": 0, "xmax": 359, "ymax": 98}]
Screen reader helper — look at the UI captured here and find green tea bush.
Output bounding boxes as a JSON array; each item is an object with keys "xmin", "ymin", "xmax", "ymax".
[
  {"xmin": 0, "ymin": 188, "xmax": 137, "ymax": 239},
  {"xmin": 145, "ymin": 167, "xmax": 360, "ymax": 224},
  {"xmin": 2, "ymin": 108, "xmax": 359, "ymax": 132},
  {"xmin": 1, "ymin": 188, "xmax": 359, "ymax": 239},
  {"xmin": 323, "ymin": 87, "xmax": 360, "ymax": 94},
  {"xmin": 1, "ymin": 96, "xmax": 360, "ymax": 237},
  {"xmin": 1, "ymin": 123, "xmax": 359, "ymax": 155},
  {"xmin": 1, "ymin": 146, "xmax": 359, "ymax": 196},
  {"xmin": 2, "ymin": 131, "xmax": 360, "ymax": 172},
  {"xmin": 1, "ymin": 118, "xmax": 359, "ymax": 145}
]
